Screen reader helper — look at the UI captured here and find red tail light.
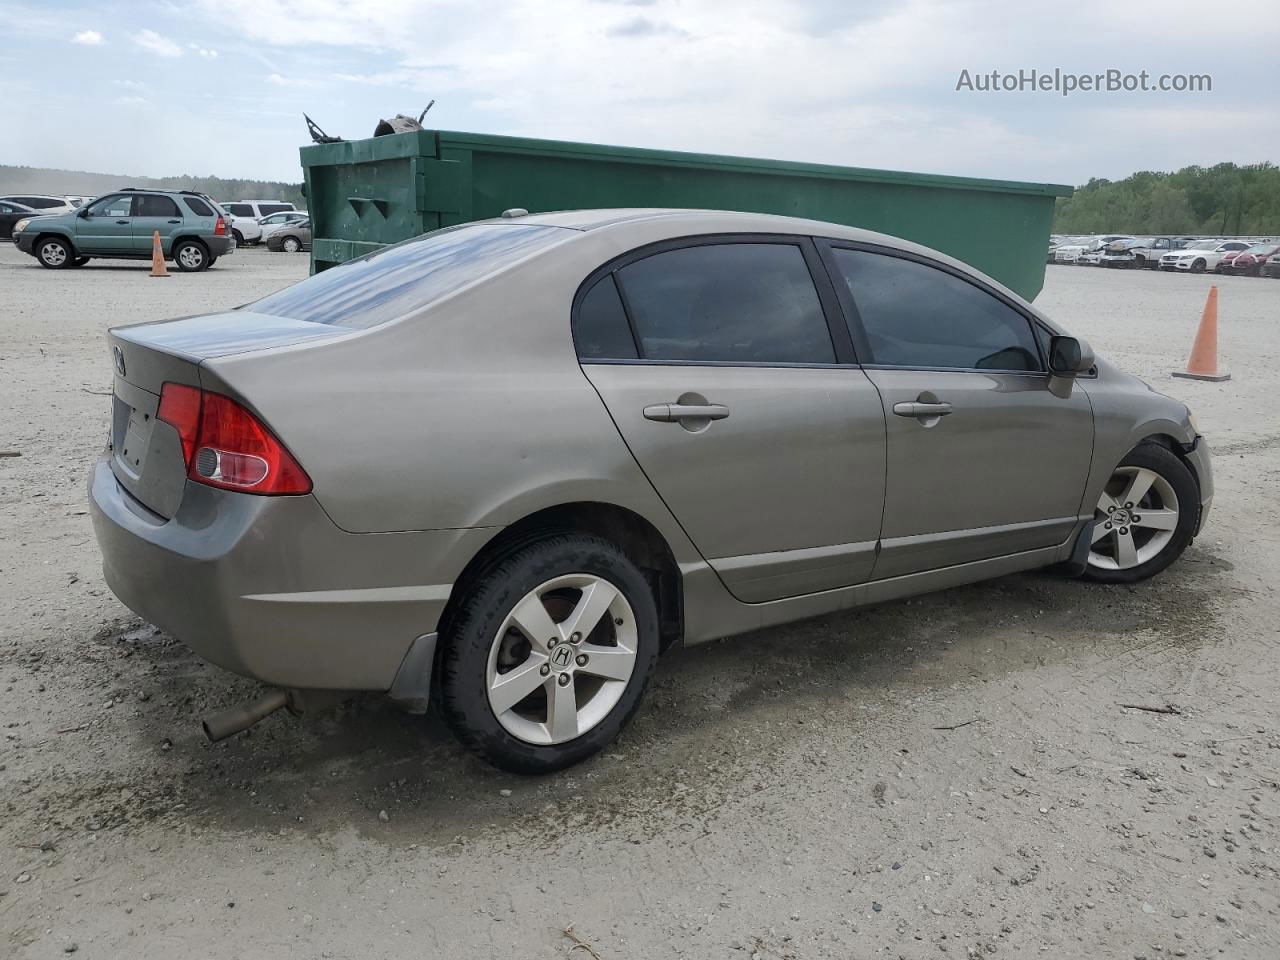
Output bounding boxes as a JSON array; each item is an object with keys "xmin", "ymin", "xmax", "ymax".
[
  {"xmin": 214, "ymin": 216, "xmax": 227, "ymax": 236},
  {"xmin": 157, "ymin": 383, "xmax": 311, "ymax": 495}
]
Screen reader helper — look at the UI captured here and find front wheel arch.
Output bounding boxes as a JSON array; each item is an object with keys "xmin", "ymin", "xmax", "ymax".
[{"xmin": 33, "ymin": 233, "xmax": 76, "ymax": 266}]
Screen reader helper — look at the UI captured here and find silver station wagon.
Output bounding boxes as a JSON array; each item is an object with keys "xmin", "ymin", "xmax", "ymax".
[{"xmin": 90, "ymin": 209, "xmax": 1212, "ymax": 772}]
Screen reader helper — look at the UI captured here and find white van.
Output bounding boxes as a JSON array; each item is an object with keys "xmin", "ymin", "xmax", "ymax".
[{"xmin": 217, "ymin": 200, "xmax": 297, "ymax": 246}]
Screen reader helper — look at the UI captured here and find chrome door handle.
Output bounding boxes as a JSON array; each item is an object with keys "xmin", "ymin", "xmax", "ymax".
[
  {"xmin": 892, "ymin": 401, "xmax": 953, "ymax": 418},
  {"xmin": 643, "ymin": 403, "xmax": 730, "ymax": 422}
]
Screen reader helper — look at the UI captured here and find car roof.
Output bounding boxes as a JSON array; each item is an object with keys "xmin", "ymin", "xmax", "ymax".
[
  {"xmin": 478, "ymin": 207, "xmax": 1034, "ymax": 309},
  {"xmin": 486, "ymin": 206, "xmax": 952, "ymax": 257}
]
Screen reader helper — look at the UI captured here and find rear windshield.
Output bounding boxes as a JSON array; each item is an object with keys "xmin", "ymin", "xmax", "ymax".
[
  {"xmin": 258, "ymin": 203, "xmax": 294, "ymax": 216},
  {"xmin": 245, "ymin": 223, "xmax": 572, "ymax": 329}
]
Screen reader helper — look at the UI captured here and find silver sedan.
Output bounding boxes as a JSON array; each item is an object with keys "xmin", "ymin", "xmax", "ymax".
[{"xmin": 89, "ymin": 209, "xmax": 1212, "ymax": 772}]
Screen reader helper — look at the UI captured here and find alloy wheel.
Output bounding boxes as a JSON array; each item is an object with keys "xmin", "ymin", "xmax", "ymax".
[
  {"xmin": 485, "ymin": 574, "xmax": 638, "ymax": 745},
  {"xmin": 1087, "ymin": 466, "xmax": 1180, "ymax": 571},
  {"xmin": 179, "ymin": 245, "xmax": 204, "ymax": 270},
  {"xmin": 40, "ymin": 241, "xmax": 67, "ymax": 266}
]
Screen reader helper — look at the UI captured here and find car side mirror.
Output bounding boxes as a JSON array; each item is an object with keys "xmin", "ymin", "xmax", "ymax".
[
  {"xmin": 1048, "ymin": 335, "xmax": 1095, "ymax": 375},
  {"xmin": 77, "ymin": 208, "xmax": 90, "ymax": 218}
]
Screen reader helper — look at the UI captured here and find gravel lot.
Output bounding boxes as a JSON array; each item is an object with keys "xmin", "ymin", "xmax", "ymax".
[{"xmin": 2, "ymin": 246, "xmax": 1278, "ymax": 959}]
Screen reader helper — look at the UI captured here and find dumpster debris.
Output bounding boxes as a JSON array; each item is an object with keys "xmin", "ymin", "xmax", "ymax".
[
  {"xmin": 304, "ymin": 113, "xmax": 343, "ymax": 144},
  {"xmin": 373, "ymin": 101, "xmax": 435, "ymax": 137}
]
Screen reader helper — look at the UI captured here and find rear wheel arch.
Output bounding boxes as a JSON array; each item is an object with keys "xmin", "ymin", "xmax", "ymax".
[{"xmin": 438, "ymin": 501, "xmax": 683, "ymax": 657}]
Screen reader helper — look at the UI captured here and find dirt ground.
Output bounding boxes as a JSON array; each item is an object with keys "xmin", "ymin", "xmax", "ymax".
[{"xmin": 2, "ymin": 245, "xmax": 1278, "ymax": 960}]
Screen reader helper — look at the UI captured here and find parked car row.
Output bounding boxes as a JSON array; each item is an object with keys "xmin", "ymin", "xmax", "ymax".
[
  {"xmin": 217, "ymin": 200, "xmax": 307, "ymax": 246},
  {"xmin": 4, "ymin": 190, "xmax": 310, "ymax": 266},
  {"xmin": 1048, "ymin": 233, "xmax": 1280, "ymax": 277}
]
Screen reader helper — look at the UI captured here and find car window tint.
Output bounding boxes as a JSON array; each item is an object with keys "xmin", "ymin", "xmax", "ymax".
[
  {"xmin": 225, "ymin": 204, "xmax": 254, "ymax": 217},
  {"xmin": 247, "ymin": 223, "xmax": 571, "ymax": 329},
  {"xmin": 258, "ymin": 204, "xmax": 293, "ymax": 216},
  {"xmin": 615, "ymin": 243, "xmax": 835, "ymax": 364},
  {"xmin": 134, "ymin": 195, "xmax": 180, "ymax": 218},
  {"xmin": 26, "ymin": 197, "xmax": 60, "ymax": 208},
  {"xmin": 183, "ymin": 196, "xmax": 213, "ymax": 217},
  {"xmin": 89, "ymin": 195, "xmax": 133, "ymax": 218},
  {"xmin": 832, "ymin": 249, "xmax": 1041, "ymax": 371},
  {"xmin": 574, "ymin": 274, "xmax": 638, "ymax": 360},
  {"xmin": 0, "ymin": 203, "xmax": 11, "ymax": 213}
]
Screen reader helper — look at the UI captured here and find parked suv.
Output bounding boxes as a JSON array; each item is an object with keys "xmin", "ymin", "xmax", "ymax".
[
  {"xmin": 220, "ymin": 200, "xmax": 296, "ymax": 246},
  {"xmin": 12, "ymin": 188, "xmax": 234, "ymax": 271},
  {"xmin": 89, "ymin": 209, "xmax": 1212, "ymax": 772}
]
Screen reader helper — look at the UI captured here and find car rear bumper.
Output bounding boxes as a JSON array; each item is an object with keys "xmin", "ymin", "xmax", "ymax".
[
  {"xmin": 206, "ymin": 235, "xmax": 235, "ymax": 257},
  {"xmin": 88, "ymin": 456, "xmax": 483, "ymax": 690}
]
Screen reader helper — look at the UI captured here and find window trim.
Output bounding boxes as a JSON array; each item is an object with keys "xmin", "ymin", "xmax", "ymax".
[
  {"xmin": 815, "ymin": 238, "xmax": 1049, "ymax": 375},
  {"xmin": 571, "ymin": 233, "xmax": 857, "ymax": 367}
]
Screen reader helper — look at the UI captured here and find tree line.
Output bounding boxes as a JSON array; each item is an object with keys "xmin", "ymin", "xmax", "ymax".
[
  {"xmin": 0, "ymin": 165, "xmax": 304, "ymax": 209},
  {"xmin": 1053, "ymin": 162, "xmax": 1280, "ymax": 236}
]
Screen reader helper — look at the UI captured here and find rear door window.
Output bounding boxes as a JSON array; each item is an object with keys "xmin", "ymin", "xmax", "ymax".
[
  {"xmin": 613, "ymin": 242, "xmax": 836, "ymax": 364},
  {"xmin": 225, "ymin": 204, "xmax": 254, "ymax": 218},
  {"xmin": 831, "ymin": 248, "xmax": 1041, "ymax": 372},
  {"xmin": 257, "ymin": 203, "xmax": 294, "ymax": 216},
  {"xmin": 247, "ymin": 223, "xmax": 572, "ymax": 329},
  {"xmin": 574, "ymin": 274, "xmax": 638, "ymax": 360},
  {"xmin": 134, "ymin": 195, "xmax": 181, "ymax": 218}
]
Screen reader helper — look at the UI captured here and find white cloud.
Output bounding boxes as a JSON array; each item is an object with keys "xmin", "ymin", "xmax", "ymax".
[
  {"xmin": 189, "ymin": 42, "xmax": 219, "ymax": 57},
  {"xmin": 133, "ymin": 29, "xmax": 182, "ymax": 58},
  {"xmin": 71, "ymin": 30, "xmax": 103, "ymax": 46}
]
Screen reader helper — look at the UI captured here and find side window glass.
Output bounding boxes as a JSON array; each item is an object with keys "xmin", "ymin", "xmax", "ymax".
[
  {"xmin": 135, "ymin": 195, "xmax": 180, "ymax": 218},
  {"xmin": 574, "ymin": 274, "xmax": 638, "ymax": 360},
  {"xmin": 226, "ymin": 204, "xmax": 254, "ymax": 218},
  {"xmin": 615, "ymin": 243, "xmax": 835, "ymax": 364},
  {"xmin": 831, "ymin": 249, "xmax": 1041, "ymax": 371},
  {"xmin": 89, "ymin": 195, "xmax": 133, "ymax": 218},
  {"xmin": 183, "ymin": 197, "xmax": 213, "ymax": 217}
]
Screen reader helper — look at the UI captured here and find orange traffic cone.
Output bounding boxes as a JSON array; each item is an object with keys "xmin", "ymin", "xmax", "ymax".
[
  {"xmin": 150, "ymin": 231, "xmax": 170, "ymax": 278},
  {"xmin": 1172, "ymin": 286, "xmax": 1229, "ymax": 382}
]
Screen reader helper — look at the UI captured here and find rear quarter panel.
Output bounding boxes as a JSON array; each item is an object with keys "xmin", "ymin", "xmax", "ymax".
[{"xmin": 200, "ymin": 229, "xmax": 705, "ymax": 566}]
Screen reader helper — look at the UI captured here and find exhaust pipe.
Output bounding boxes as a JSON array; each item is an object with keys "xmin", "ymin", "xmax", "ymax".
[{"xmin": 202, "ymin": 689, "xmax": 290, "ymax": 742}]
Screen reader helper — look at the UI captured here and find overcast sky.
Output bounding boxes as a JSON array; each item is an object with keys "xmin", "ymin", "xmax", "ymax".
[{"xmin": 1, "ymin": 0, "xmax": 1276, "ymax": 187}]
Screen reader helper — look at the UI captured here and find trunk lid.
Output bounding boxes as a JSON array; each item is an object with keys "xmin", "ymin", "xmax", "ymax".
[{"xmin": 106, "ymin": 312, "xmax": 348, "ymax": 518}]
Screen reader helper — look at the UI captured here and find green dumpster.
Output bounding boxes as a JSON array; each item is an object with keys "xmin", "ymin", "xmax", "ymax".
[{"xmin": 300, "ymin": 130, "xmax": 1071, "ymax": 301}]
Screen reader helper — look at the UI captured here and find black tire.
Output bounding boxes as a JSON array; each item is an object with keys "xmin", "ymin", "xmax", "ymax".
[
  {"xmin": 1081, "ymin": 442, "xmax": 1199, "ymax": 584},
  {"xmin": 1134, "ymin": 255, "xmax": 1146, "ymax": 269},
  {"xmin": 35, "ymin": 236, "xmax": 74, "ymax": 269},
  {"xmin": 206, "ymin": 256, "xmax": 218, "ymax": 268},
  {"xmin": 173, "ymin": 239, "xmax": 209, "ymax": 272},
  {"xmin": 71, "ymin": 256, "xmax": 90, "ymax": 267},
  {"xmin": 440, "ymin": 534, "xmax": 660, "ymax": 774},
  {"xmin": 1190, "ymin": 259, "xmax": 1207, "ymax": 274},
  {"xmin": 232, "ymin": 229, "xmax": 244, "ymax": 245}
]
